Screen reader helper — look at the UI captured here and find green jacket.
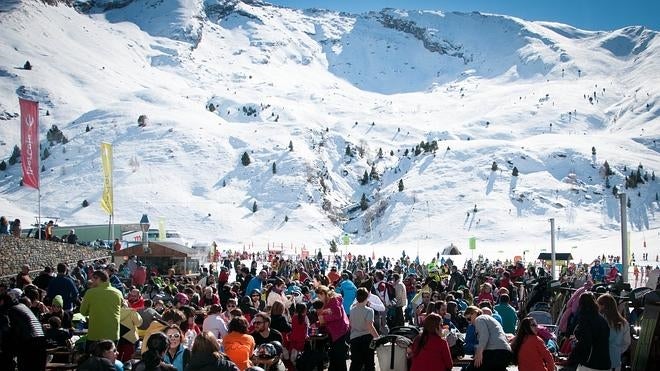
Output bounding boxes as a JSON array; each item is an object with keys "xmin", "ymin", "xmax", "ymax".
[{"xmin": 80, "ymin": 281, "xmax": 123, "ymax": 341}]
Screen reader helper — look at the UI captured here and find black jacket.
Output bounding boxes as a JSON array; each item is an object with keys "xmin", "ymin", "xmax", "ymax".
[
  {"xmin": 184, "ymin": 352, "xmax": 240, "ymax": 371},
  {"xmin": 569, "ymin": 312, "xmax": 611, "ymax": 370}
]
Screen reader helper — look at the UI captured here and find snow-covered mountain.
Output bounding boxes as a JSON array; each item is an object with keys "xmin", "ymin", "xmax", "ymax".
[{"xmin": 1, "ymin": 0, "xmax": 658, "ymax": 262}]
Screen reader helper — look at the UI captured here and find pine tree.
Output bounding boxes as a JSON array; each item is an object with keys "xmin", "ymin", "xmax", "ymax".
[
  {"xmin": 0, "ymin": 160, "xmax": 5, "ymax": 171},
  {"xmin": 369, "ymin": 165, "xmax": 379, "ymax": 180},
  {"xmin": 41, "ymin": 164, "xmax": 45, "ymax": 172},
  {"xmin": 86, "ymin": 125, "xmax": 91, "ymax": 132},
  {"xmin": 345, "ymin": 145, "xmax": 353, "ymax": 157},
  {"xmin": 288, "ymin": 140, "xmax": 293, "ymax": 151},
  {"xmin": 360, "ymin": 171, "xmax": 369, "ymax": 185},
  {"xmin": 656, "ymin": 192, "xmax": 659, "ymax": 202},
  {"xmin": 8, "ymin": 145, "xmax": 20, "ymax": 165},
  {"xmin": 644, "ymin": 171, "xmax": 649, "ymax": 181},
  {"xmin": 42, "ymin": 147, "xmax": 50, "ymax": 160},
  {"xmin": 398, "ymin": 179, "xmax": 404, "ymax": 192},
  {"xmin": 272, "ymin": 162, "xmax": 277, "ymax": 174},
  {"xmin": 82, "ymin": 199, "xmax": 89, "ymax": 207},
  {"xmin": 222, "ymin": 179, "xmax": 226, "ymax": 187},
  {"xmin": 414, "ymin": 145, "xmax": 421, "ymax": 156},
  {"xmin": 612, "ymin": 185, "xmax": 618, "ymax": 196},
  {"xmin": 252, "ymin": 201, "xmax": 258, "ymax": 213},
  {"xmin": 377, "ymin": 148, "xmax": 383, "ymax": 158},
  {"xmin": 636, "ymin": 169, "xmax": 644, "ymax": 184},
  {"xmin": 284, "ymin": 215, "xmax": 288, "ymax": 222},
  {"xmin": 512, "ymin": 167, "xmax": 519, "ymax": 176},
  {"xmin": 389, "ymin": 150, "xmax": 394, "ymax": 156},
  {"xmin": 592, "ymin": 146, "xmax": 596, "ymax": 155},
  {"xmin": 626, "ymin": 198, "xmax": 631, "ymax": 208},
  {"xmin": 491, "ymin": 161, "xmax": 498, "ymax": 171},
  {"xmin": 605, "ymin": 176, "xmax": 611, "ymax": 189},
  {"xmin": 652, "ymin": 171, "xmax": 656, "ymax": 181},
  {"xmin": 241, "ymin": 152, "xmax": 251, "ymax": 166},
  {"xmin": 360, "ymin": 193, "xmax": 368, "ymax": 210},
  {"xmin": 404, "ymin": 148, "xmax": 409, "ymax": 157}
]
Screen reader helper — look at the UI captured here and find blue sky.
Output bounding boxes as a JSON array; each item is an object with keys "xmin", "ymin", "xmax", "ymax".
[{"xmin": 267, "ymin": 0, "xmax": 660, "ymax": 31}]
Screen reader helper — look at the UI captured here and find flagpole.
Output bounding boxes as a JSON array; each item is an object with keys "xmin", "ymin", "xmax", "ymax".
[
  {"xmin": 37, "ymin": 105, "xmax": 41, "ymax": 239},
  {"xmin": 38, "ymin": 187, "xmax": 41, "ymax": 239}
]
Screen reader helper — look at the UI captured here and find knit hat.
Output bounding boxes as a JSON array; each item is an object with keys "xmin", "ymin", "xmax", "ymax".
[{"xmin": 52, "ymin": 295, "xmax": 64, "ymax": 308}]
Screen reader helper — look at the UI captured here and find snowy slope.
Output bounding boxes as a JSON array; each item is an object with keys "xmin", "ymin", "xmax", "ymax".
[{"xmin": 0, "ymin": 0, "xmax": 658, "ymax": 262}]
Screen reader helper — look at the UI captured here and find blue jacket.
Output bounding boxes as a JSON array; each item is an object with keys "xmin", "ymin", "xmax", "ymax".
[
  {"xmin": 164, "ymin": 344, "xmax": 189, "ymax": 371},
  {"xmin": 464, "ymin": 324, "xmax": 477, "ymax": 355},
  {"xmin": 336, "ymin": 279, "xmax": 357, "ymax": 314},
  {"xmin": 245, "ymin": 276, "xmax": 263, "ymax": 297},
  {"xmin": 109, "ymin": 274, "xmax": 125, "ymax": 296},
  {"xmin": 47, "ymin": 274, "xmax": 79, "ymax": 311}
]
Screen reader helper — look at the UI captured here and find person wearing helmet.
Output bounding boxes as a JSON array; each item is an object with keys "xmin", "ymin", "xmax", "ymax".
[{"xmin": 251, "ymin": 342, "xmax": 285, "ymax": 371}]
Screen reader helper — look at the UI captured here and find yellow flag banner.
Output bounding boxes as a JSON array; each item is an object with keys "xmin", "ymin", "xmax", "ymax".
[
  {"xmin": 159, "ymin": 218, "xmax": 166, "ymax": 241},
  {"xmin": 100, "ymin": 142, "xmax": 113, "ymax": 215}
]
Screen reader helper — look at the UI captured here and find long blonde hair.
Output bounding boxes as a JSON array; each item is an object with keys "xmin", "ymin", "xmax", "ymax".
[{"xmin": 597, "ymin": 294, "xmax": 627, "ymax": 330}]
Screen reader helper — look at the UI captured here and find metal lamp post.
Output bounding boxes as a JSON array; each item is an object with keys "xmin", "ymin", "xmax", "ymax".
[{"xmin": 140, "ymin": 214, "xmax": 150, "ymax": 254}]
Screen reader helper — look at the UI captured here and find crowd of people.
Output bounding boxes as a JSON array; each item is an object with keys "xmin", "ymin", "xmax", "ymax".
[{"xmin": 0, "ymin": 234, "xmax": 657, "ymax": 371}]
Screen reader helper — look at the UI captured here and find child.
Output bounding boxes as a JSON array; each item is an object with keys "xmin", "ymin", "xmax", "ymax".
[
  {"xmin": 476, "ymin": 282, "xmax": 494, "ymax": 305},
  {"xmin": 289, "ymin": 303, "xmax": 309, "ymax": 363}
]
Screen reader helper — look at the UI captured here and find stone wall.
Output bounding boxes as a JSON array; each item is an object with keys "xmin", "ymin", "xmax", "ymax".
[{"xmin": 0, "ymin": 235, "xmax": 111, "ymax": 277}]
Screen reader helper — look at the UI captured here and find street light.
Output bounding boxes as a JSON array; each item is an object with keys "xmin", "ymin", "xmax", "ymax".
[{"xmin": 140, "ymin": 214, "xmax": 150, "ymax": 254}]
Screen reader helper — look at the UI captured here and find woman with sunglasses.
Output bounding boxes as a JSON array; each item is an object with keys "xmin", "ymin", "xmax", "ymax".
[
  {"xmin": 250, "ymin": 289, "xmax": 266, "ymax": 312},
  {"xmin": 222, "ymin": 298, "xmax": 238, "ymax": 324},
  {"xmin": 511, "ymin": 317, "xmax": 555, "ymax": 371},
  {"xmin": 164, "ymin": 325, "xmax": 191, "ymax": 371}
]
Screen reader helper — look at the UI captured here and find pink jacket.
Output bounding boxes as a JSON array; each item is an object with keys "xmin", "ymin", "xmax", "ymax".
[
  {"xmin": 559, "ymin": 284, "xmax": 590, "ymax": 332},
  {"xmin": 321, "ymin": 296, "xmax": 349, "ymax": 342}
]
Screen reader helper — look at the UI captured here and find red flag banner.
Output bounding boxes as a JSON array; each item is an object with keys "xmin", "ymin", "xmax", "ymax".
[{"xmin": 19, "ymin": 98, "xmax": 39, "ymax": 189}]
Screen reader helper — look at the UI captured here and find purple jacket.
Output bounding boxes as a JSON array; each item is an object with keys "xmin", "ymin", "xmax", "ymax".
[{"xmin": 322, "ymin": 296, "xmax": 349, "ymax": 341}]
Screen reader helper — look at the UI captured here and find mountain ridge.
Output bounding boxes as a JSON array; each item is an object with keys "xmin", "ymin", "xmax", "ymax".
[{"xmin": 0, "ymin": 0, "xmax": 658, "ymax": 260}]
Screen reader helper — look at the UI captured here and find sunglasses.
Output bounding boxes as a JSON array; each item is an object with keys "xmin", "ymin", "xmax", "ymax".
[{"xmin": 168, "ymin": 333, "xmax": 181, "ymax": 339}]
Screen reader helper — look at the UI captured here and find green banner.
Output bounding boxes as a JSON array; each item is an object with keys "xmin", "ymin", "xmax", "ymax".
[{"xmin": 469, "ymin": 237, "xmax": 476, "ymax": 250}]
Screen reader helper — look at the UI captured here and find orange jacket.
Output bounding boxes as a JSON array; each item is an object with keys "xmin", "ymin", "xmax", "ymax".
[{"xmin": 222, "ymin": 331, "xmax": 255, "ymax": 371}]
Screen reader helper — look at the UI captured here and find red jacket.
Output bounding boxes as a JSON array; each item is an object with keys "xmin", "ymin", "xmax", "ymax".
[
  {"xmin": 289, "ymin": 314, "xmax": 308, "ymax": 351},
  {"xmin": 410, "ymin": 334, "xmax": 452, "ymax": 371},
  {"xmin": 517, "ymin": 335, "xmax": 555, "ymax": 371}
]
